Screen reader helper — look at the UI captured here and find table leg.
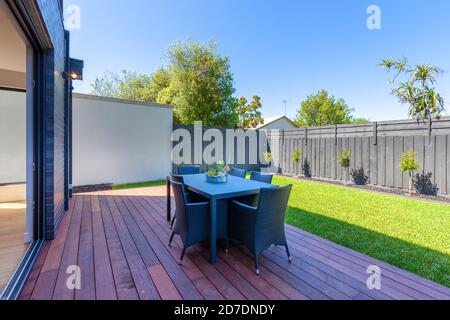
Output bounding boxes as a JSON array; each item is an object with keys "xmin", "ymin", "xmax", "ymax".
[
  {"xmin": 166, "ymin": 177, "xmax": 171, "ymax": 222},
  {"xmin": 210, "ymin": 198, "xmax": 217, "ymax": 264}
]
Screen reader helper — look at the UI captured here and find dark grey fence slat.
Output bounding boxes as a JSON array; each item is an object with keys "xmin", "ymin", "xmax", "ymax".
[
  {"xmin": 436, "ymin": 136, "xmax": 447, "ymax": 194},
  {"xmin": 355, "ymin": 137, "xmax": 362, "ymax": 169},
  {"xmin": 414, "ymin": 136, "xmax": 425, "ymax": 174},
  {"xmin": 343, "ymin": 138, "xmax": 350, "ymax": 182},
  {"xmin": 394, "ymin": 136, "xmax": 404, "ymax": 189},
  {"xmin": 336, "ymin": 138, "xmax": 342, "ymax": 180},
  {"xmin": 362, "ymin": 137, "xmax": 370, "ymax": 181},
  {"xmin": 378, "ymin": 137, "xmax": 386, "ymax": 186},
  {"xmin": 385, "ymin": 137, "xmax": 394, "ymax": 187},
  {"xmin": 424, "ymin": 136, "xmax": 436, "ymax": 184},
  {"xmin": 349, "ymin": 138, "xmax": 355, "ymax": 177},
  {"xmin": 319, "ymin": 138, "xmax": 324, "ymax": 178},
  {"xmin": 369, "ymin": 137, "xmax": 378, "ymax": 185}
]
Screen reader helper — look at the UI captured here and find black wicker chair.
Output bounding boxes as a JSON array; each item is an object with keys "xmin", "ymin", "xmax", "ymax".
[
  {"xmin": 230, "ymin": 168, "xmax": 247, "ymax": 178},
  {"xmin": 177, "ymin": 165, "xmax": 201, "ymax": 175},
  {"xmin": 250, "ymin": 171, "xmax": 273, "ymax": 184},
  {"xmin": 228, "ymin": 185, "xmax": 293, "ymax": 275},
  {"xmin": 238, "ymin": 172, "xmax": 274, "ymax": 206},
  {"xmin": 170, "ymin": 174, "xmax": 206, "ymax": 229},
  {"xmin": 169, "ymin": 181, "xmax": 228, "ymax": 263}
]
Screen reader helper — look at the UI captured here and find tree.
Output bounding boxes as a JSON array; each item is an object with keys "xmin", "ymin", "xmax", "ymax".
[
  {"xmin": 91, "ymin": 70, "xmax": 153, "ymax": 101},
  {"xmin": 236, "ymin": 95, "xmax": 264, "ymax": 129},
  {"xmin": 160, "ymin": 41, "xmax": 239, "ymax": 127},
  {"xmin": 379, "ymin": 58, "xmax": 445, "ymax": 120},
  {"xmin": 294, "ymin": 90, "xmax": 368, "ymax": 127},
  {"xmin": 147, "ymin": 67, "xmax": 173, "ymax": 103},
  {"xmin": 399, "ymin": 151, "xmax": 421, "ymax": 195},
  {"xmin": 91, "ymin": 40, "xmax": 240, "ymax": 127}
]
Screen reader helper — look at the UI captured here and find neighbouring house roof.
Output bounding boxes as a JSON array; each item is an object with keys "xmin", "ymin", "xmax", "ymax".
[
  {"xmin": 73, "ymin": 93, "xmax": 174, "ymax": 110},
  {"xmin": 256, "ymin": 115, "xmax": 298, "ymax": 129}
]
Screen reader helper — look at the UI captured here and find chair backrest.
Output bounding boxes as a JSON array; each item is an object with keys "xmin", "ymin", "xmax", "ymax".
[
  {"xmin": 250, "ymin": 171, "xmax": 273, "ymax": 184},
  {"xmin": 230, "ymin": 168, "xmax": 247, "ymax": 178},
  {"xmin": 177, "ymin": 166, "xmax": 201, "ymax": 175},
  {"xmin": 171, "ymin": 174, "xmax": 185, "ymax": 184},
  {"xmin": 170, "ymin": 180, "xmax": 188, "ymax": 225},
  {"xmin": 256, "ymin": 185, "xmax": 293, "ymax": 225}
]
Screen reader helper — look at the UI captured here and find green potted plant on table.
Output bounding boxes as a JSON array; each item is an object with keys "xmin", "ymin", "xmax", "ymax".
[{"xmin": 206, "ymin": 161, "xmax": 231, "ymax": 183}]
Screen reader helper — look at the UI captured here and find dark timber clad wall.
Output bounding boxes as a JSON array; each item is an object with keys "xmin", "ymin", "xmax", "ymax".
[{"xmin": 38, "ymin": 0, "xmax": 67, "ymax": 238}]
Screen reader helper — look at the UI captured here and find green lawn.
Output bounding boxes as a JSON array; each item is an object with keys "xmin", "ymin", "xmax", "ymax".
[
  {"xmin": 112, "ymin": 180, "xmax": 166, "ymax": 190},
  {"xmin": 272, "ymin": 175, "xmax": 450, "ymax": 287}
]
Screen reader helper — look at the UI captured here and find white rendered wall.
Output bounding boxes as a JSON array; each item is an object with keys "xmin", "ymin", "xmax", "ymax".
[{"xmin": 73, "ymin": 94, "xmax": 173, "ymax": 186}]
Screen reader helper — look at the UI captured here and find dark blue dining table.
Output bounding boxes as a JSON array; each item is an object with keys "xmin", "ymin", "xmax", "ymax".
[{"xmin": 166, "ymin": 173, "xmax": 275, "ymax": 264}]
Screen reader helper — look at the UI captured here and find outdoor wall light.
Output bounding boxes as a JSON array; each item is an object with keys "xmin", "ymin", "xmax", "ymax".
[
  {"xmin": 63, "ymin": 58, "xmax": 84, "ymax": 81},
  {"xmin": 63, "ymin": 71, "xmax": 80, "ymax": 80}
]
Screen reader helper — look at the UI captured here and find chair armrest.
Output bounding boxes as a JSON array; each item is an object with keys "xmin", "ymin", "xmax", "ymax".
[
  {"xmin": 230, "ymin": 200, "xmax": 258, "ymax": 214},
  {"xmin": 186, "ymin": 201, "xmax": 209, "ymax": 209}
]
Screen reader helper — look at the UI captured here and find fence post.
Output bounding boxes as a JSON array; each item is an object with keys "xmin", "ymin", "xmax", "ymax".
[
  {"xmin": 335, "ymin": 125, "xmax": 338, "ymax": 145},
  {"xmin": 305, "ymin": 127, "xmax": 308, "ymax": 145},
  {"xmin": 373, "ymin": 122, "xmax": 378, "ymax": 145},
  {"xmin": 428, "ymin": 118, "xmax": 432, "ymax": 145}
]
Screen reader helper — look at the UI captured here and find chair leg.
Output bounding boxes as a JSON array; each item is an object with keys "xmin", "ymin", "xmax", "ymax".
[
  {"xmin": 169, "ymin": 232, "xmax": 175, "ymax": 247},
  {"xmin": 179, "ymin": 248, "xmax": 187, "ymax": 265},
  {"xmin": 285, "ymin": 244, "xmax": 292, "ymax": 263},
  {"xmin": 170, "ymin": 216, "xmax": 176, "ymax": 230},
  {"xmin": 225, "ymin": 239, "xmax": 229, "ymax": 254},
  {"xmin": 254, "ymin": 255, "xmax": 260, "ymax": 275}
]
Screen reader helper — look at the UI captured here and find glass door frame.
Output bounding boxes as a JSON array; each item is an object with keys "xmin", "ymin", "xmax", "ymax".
[{"xmin": 0, "ymin": 0, "xmax": 46, "ymax": 300}]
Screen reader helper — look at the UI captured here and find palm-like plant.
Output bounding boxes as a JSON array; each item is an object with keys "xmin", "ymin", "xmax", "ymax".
[{"xmin": 379, "ymin": 58, "xmax": 445, "ymax": 120}]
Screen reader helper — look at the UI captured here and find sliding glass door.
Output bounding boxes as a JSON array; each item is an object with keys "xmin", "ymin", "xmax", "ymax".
[{"xmin": 0, "ymin": 1, "xmax": 38, "ymax": 298}]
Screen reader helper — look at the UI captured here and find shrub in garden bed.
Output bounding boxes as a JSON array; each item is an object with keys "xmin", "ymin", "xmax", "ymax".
[
  {"xmin": 303, "ymin": 159, "xmax": 312, "ymax": 178},
  {"xmin": 350, "ymin": 167, "xmax": 369, "ymax": 185},
  {"xmin": 413, "ymin": 172, "xmax": 439, "ymax": 196}
]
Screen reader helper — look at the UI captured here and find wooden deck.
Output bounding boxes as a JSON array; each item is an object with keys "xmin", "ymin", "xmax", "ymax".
[{"xmin": 20, "ymin": 186, "xmax": 450, "ymax": 300}]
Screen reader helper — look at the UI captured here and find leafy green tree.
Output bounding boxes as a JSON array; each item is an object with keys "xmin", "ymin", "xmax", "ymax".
[
  {"xmin": 236, "ymin": 95, "xmax": 264, "ymax": 129},
  {"xmin": 91, "ymin": 70, "xmax": 153, "ymax": 101},
  {"xmin": 91, "ymin": 40, "xmax": 239, "ymax": 127},
  {"xmin": 161, "ymin": 41, "xmax": 238, "ymax": 127},
  {"xmin": 379, "ymin": 58, "xmax": 445, "ymax": 120},
  {"xmin": 399, "ymin": 151, "xmax": 421, "ymax": 195},
  {"xmin": 148, "ymin": 68, "xmax": 173, "ymax": 103},
  {"xmin": 294, "ymin": 90, "xmax": 368, "ymax": 127}
]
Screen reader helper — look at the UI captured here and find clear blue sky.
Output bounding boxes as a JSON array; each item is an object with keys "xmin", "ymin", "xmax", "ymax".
[{"xmin": 65, "ymin": 0, "xmax": 450, "ymax": 121}]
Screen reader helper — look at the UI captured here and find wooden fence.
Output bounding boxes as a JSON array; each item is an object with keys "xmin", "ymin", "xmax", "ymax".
[
  {"xmin": 278, "ymin": 117, "xmax": 450, "ymax": 195},
  {"xmin": 172, "ymin": 118, "xmax": 450, "ymax": 195}
]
